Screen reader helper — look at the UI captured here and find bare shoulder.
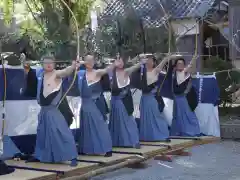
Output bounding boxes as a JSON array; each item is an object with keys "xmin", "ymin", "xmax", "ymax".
[
  {"xmin": 95, "ymin": 69, "xmax": 102, "ymax": 73},
  {"xmin": 50, "ymin": 69, "xmax": 59, "ymax": 78}
]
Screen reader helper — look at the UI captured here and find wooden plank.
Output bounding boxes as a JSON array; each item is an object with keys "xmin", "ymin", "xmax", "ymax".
[
  {"xmin": 6, "ymin": 160, "xmax": 98, "ymax": 179},
  {"xmin": 79, "ymin": 153, "xmax": 136, "ymax": 165},
  {"xmin": 112, "ymin": 146, "xmax": 167, "ymax": 156},
  {"xmin": 169, "ymin": 136, "xmax": 201, "ymax": 140},
  {"xmin": 0, "ymin": 169, "xmax": 55, "ymax": 180},
  {"xmin": 199, "ymin": 136, "xmax": 221, "ymax": 141},
  {"xmin": 169, "ymin": 136, "xmax": 220, "ymax": 141},
  {"xmin": 6, "ymin": 160, "xmax": 96, "ymax": 172},
  {"xmin": 141, "ymin": 139, "xmax": 194, "ymax": 149},
  {"xmin": 141, "ymin": 139, "xmax": 193, "ymax": 147},
  {"xmin": 196, "ymin": 136, "xmax": 221, "ymax": 145}
]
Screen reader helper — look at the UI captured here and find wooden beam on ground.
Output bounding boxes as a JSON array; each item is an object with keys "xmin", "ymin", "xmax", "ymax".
[
  {"xmin": 154, "ymin": 147, "xmax": 192, "ymax": 162},
  {"xmin": 0, "ymin": 169, "xmax": 56, "ymax": 180},
  {"xmin": 169, "ymin": 136, "xmax": 202, "ymax": 140},
  {"xmin": 61, "ymin": 157, "xmax": 146, "ymax": 180}
]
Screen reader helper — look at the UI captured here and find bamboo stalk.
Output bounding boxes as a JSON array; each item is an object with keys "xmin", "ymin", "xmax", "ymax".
[{"xmin": 61, "ymin": 157, "xmax": 146, "ymax": 180}]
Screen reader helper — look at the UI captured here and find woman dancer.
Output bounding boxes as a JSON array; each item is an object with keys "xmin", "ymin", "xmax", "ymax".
[
  {"xmin": 139, "ymin": 54, "xmax": 174, "ymax": 142},
  {"xmin": 23, "ymin": 55, "xmax": 80, "ymax": 166},
  {"xmin": 170, "ymin": 55, "xmax": 200, "ymax": 137},
  {"xmin": 77, "ymin": 55, "xmax": 112, "ymax": 157},
  {"xmin": 108, "ymin": 54, "xmax": 146, "ymax": 148}
]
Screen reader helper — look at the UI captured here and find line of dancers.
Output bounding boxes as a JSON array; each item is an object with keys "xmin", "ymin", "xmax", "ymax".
[{"xmin": 17, "ymin": 52, "xmax": 201, "ymax": 166}]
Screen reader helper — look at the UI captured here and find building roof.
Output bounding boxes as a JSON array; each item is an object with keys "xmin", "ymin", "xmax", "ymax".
[
  {"xmin": 168, "ymin": 0, "xmax": 216, "ymax": 18},
  {"xmin": 100, "ymin": 0, "xmax": 218, "ymax": 28}
]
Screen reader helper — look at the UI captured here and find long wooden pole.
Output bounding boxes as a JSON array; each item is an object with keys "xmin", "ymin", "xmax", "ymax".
[{"xmin": 61, "ymin": 157, "xmax": 146, "ymax": 180}]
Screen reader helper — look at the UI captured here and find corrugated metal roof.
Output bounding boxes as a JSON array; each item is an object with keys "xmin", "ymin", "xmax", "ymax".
[
  {"xmin": 168, "ymin": 0, "xmax": 216, "ymax": 18},
  {"xmin": 101, "ymin": 0, "xmax": 217, "ymax": 28}
]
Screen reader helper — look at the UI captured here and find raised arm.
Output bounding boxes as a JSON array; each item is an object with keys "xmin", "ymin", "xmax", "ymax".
[
  {"xmin": 125, "ymin": 62, "xmax": 141, "ymax": 75},
  {"xmin": 56, "ymin": 60, "xmax": 84, "ymax": 78},
  {"xmin": 153, "ymin": 55, "xmax": 172, "ymax": 74},
  {"xmin": 125, "ymin": 54, "xmax": 146, "ymax": 75},
  {"xmin": 96, "ymin": 63, "xmax": 115, "ymax": 77},
  {"xmin": 184, "ymin": 55, "xmax": 197, "ymax": 74},
  {"xmin": 155, "ymin": 54, "xmax": 181, "ymax": 74},
  {"xmin": 56, "ymin": 66, "xmax": 75, "ymax": 78}
]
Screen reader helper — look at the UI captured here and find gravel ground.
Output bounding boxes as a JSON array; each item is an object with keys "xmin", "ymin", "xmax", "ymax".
[{"xmin": 92, "ymin": 141, "xmax": 240, "ymax": 180}]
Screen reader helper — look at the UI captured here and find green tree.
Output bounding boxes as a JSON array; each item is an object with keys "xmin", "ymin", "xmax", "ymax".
[
  {"xmin": 1, "ymin": 0, "xmax": 94, "ymax": 60},
  {"xmin": 203, "ymin": 56, "xmax": 240, "ymax": 108}
]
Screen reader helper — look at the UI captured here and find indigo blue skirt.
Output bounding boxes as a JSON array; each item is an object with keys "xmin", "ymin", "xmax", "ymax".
[
  {"xmin": 78, "ymin": 98, "xmax": 112, "ymax": 154},
  {"xmin": 109, "ymin": 96, "xmax": 139, "ymax": 147},
  {"xmin": 171, "ymin": 95, "xmax": 200, "ymax": 136},
  {"xmin": 35, "ymin": 106, "xmax": 78, "ymax": 162},
  {"xmin": 139, "ymin": 94, "xmax": 169, "ymax": 141}
]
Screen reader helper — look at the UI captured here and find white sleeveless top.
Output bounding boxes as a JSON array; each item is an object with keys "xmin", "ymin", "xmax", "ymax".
[
  {"xmin": 176, "ymin": 71, "xmax": 190, "ymax": 85},
  {"xmin": 146, "ymin": 71, "xmax": 158, "ymax": 85},
  {"xmin": 116, "ymin": 72, "xmax": 130, "ymax": 88},
  {"xmin": 86, "ymin": 71, "xmax": 101, "ymax": 86},
  {"xmin": 43, "ymin": 71, "xmax": 62, "ymax": 97}
]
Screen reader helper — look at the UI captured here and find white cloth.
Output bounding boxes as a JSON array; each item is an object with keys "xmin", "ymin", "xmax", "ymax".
[
  {"xmin": 42, "ymin": 72, "xmax": 62, "ymax": 97},
  {"xmin": 195, "ymin": 103, "xmax": 220, "ymax": 137},
  {"xmin": 146, "ymin": 71, "xmax": 158, "ymax": 85},
  {"xmin": 176, "ymin": 71, "xmax": 190, "ymax": 84},
  {"xmin": 1, "ymin": 97, "xmax": 81, "ymax": 136},
  {"xmin": 67, "ymin": 96, "xmax": 81, "ymax": 129},
  {"xmin": 0, "ymin": 136, "xmax": 2, "ymax": 156},
  {"xmin": 162, "ymin": 98, "xmax": 173, "ymax": 126},
  {"xmin": 116, "ymin": 74, "xmax": 130, "ymax": 88},
  {"xmin": 4, "ymin": 100, "xmax": 40, "ymax": 136}
]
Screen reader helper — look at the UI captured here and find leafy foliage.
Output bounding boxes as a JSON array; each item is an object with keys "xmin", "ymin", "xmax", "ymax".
[
  {"xmin": 97, "ymin": 13, "xmax": 171, "ymax": 59},
  {"xmin": 1, "ymin": 0, "xmax": 94, "ymax": 61},
  {"xmin": 203, "ymin": 56, "xmax": 240, "ymax": 107},
  {"xmin": 2, "ymin": 0, "xmax": 14, "ymax": 26}
]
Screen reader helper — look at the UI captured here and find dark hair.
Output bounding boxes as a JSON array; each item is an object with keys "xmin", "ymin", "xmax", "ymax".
[
  {"xmin": 174, "ymin": 58, "xmax": 185, "ymax": 67},
  {"xmin": 84, "ymin": 54, "xmax": 95, "ymax": 60},
  {"xmin": 41, "ymin": 55, "xmax": 55, "ymax": 62},
  {"xmin": 85, "ymin": 52, "xmax": 95, "ymax": 57},
  {"xmin": 146, "ymin": 54, "xmax": 157, "ymax": 68},
  {"xmin": 115, "ymin": 56, "xmax": 130, "ymax": 68}
]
